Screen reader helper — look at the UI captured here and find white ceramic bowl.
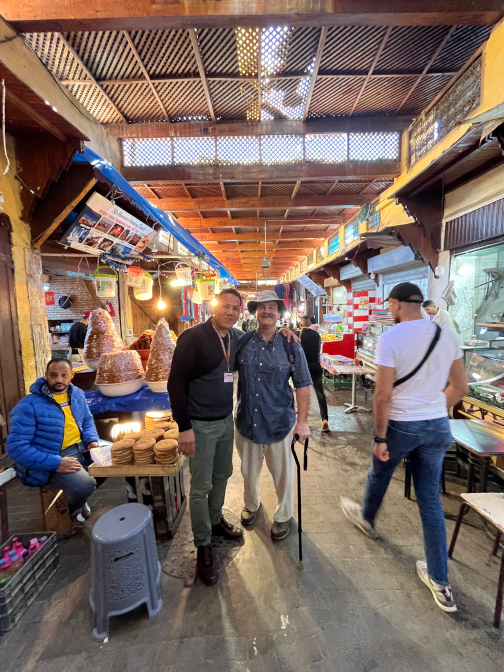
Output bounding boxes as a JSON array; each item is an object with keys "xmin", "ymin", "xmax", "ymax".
[
  {"xmin": 146, "ymin": 380, "xmax": 168, "ymax": 393},
  {"xmin": 84, "ymin": 358, "xmax": 101, "ymax": 371},
  {"xmin": 97, "ymin": 379, "xmax": 145, "ymax": 398}
]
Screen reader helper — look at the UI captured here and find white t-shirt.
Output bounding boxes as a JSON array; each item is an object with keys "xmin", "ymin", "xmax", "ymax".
[
  {"xmin": 432, "ymin": 308, "xmax": 455, "ymax": 331},
  {"xmin": 375, "ymin": 319, "xmax": 463, "ymax": 421}
]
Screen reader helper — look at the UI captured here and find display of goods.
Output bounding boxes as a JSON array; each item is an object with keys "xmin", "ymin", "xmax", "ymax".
[
  {"xmin": 154, "ymin": 439, "xmax": 178, "ymax": 465},
  {"xmin": 127, "ymin": 330, "xmax": 155, "ymax": 351},
  {"xmin": 170, "ymin": 330, "xmax": 178, "ymax": 343},
  {"xmin": 96, "ymin": 350, "xmax": 145, "ymax": 385},
  {"xmin": 321, "ymin": 334, "xmax": 342, "ymax": 342},
  {"xmin": 133, "ymin": 437, "xmax": 156, "ymax": 466},
  {"xmin": 164, "ymin": 429, "xmax": 179, "ymax": 441},
  {"xmin": 123, "ymin": 431, "xmax": 145, "ymax": 441},
  {"xmin": 146, "ymin": 318, "xmax": 176, "ymax": 382},
  {"xmin": 83, "ymin": 309, "xmax": 124, "ymax": 361}
]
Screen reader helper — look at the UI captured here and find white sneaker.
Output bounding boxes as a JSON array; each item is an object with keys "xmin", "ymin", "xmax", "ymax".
[
  {"xmin": 416, "ymin": 560, "xmax": 457, "ymax": 613},
  {"xmin": 340, "ymin": 496, "xmax": 378, "ymax": 539}
]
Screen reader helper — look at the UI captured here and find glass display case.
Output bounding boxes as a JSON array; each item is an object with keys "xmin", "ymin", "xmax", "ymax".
[
  {"xmin": 359, "ymin": 322, "xmax": 394, "ymax": 358},
  {"xmin": 466, "ymin": 347, "xmax": 504, "ymax": 410}
]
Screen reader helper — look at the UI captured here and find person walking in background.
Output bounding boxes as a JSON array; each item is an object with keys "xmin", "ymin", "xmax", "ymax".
[
  {"xmin": 340, "ymin": 283, "xmax": 468, "ymax": 613},
  {"xmin": 68, "ymin": 311, "xmax": 92, "ymax": 354},
  {"xmin": 422, "ymin": 300, "xmax": 456, "ymax": 332},
  {"xmin": 168, "ymin": 288, "xmax": 244, "ymax": 586},
  {"xmin": 235, "ymin": 291, "xmax": 312, "ymax": 541},
  {"xmin": 300, "ymin": 315, "xmax": 329, "ymax": 432}
]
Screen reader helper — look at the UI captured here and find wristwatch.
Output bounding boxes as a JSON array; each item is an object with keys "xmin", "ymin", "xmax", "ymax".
[{"xmin": 373, "ymin": 436, "xmax": 387, "ymax": 444}]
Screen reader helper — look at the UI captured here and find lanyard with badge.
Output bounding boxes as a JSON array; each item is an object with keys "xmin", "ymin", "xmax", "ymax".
[{"xmin": 212, "ymin": 320, "xmax": 233, "ymax": 383}]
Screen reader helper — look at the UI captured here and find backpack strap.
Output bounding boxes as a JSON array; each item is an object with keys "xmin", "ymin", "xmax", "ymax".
[
  {"xmin": 283, "ymin": 335, "xmax": 296, "ymax": 373},
  {"xmin": 236, "ymin": 330, "xmax": 255, "ymax": 356},
  {"xmin": 393, "ymin": 324, "xmax": 441, "ymax": 388}
]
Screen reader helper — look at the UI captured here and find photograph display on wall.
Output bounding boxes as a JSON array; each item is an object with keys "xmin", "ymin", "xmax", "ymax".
[{"xmin": 60, "ymin": 192, "xmax": 157, "ymax": 256}]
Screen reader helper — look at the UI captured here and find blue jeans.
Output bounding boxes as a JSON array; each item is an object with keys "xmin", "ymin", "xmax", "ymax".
[
  {"xmin": 362, "ymin": 417, "xmax": 453, "ymax": 586},
  {"xmin": 48, "ymin": 442, "xmax": 97, "ymax": 515}
]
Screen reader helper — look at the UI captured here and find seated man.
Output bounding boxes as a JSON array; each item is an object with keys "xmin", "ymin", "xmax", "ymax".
[{"xmin": 7, "ymin": 357, "xmax": 100, "ymax": 525}]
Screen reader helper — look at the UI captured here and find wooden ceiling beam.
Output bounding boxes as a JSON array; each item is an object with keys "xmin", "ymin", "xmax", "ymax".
[
  {"xmin": 4, "ymin": 88, "xmax": 67, "ymax": 142},
  {"xmin": 125, "ymin": 162, "xmax": 398, "ymax": 183},
  {"xmin": 147, "ymin": 195, "xmax": 367, "ymax": 210},
  {"xmin": 109, "ymin": 117, "xmax": 410, "ymax": 139},
  {"xmin": 7, "ymin": 3, "xmax": 502, "ymax": 32},
  {"xmin": 188, "ymin": 29, "xmax": 216, "ymax": 123},
  {"xmin": 55, "ymin": 32, "xmax": 126, "ymax": 123},
  {"xmin": 59, "ymin": 71, "xmax": 457, "ymax": 87},
  {"xmin": 194, "ymin": 230, "xmax": 331, "ymax": 241},
  {"xmin": 122, "ymin": 31, "xmax": 171, "ymax": 122},
  {"xmin": 303, "ymin": 27, "xmax": 328, "ymax": 122},
  {"xmin": 180, "ymin": 218, "xmax": 342, "ymax": 228}
]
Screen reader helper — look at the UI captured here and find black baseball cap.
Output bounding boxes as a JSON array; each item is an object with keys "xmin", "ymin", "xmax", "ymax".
[{"xmin": 386, "ymin": 282, "xmax": 424, "ymax": 304}]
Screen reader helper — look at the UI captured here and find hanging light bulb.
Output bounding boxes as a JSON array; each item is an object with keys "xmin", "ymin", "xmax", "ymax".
[
  {"xmin": 157, "ymin": 298, "xmax": 166, "ymax": 310},
  {"xmin": 211, "ymin": 298, "xmax": 218, "ymax": 307},
  {"xmin": 170, "ymin": 278, "xmax": 181, "ymax": 286}
]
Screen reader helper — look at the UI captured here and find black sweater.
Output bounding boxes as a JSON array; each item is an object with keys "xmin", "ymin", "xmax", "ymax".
[
  {"xmin": 300, "ymin": 328, "xmax": 322, "ymax": 371},
  {"xmin": 167, "ymin": 319, "xmax": 240, "ymax": 432},
  {"xmin": 69, "ymin": 321, "xmax": 88, "ymax": 349}
]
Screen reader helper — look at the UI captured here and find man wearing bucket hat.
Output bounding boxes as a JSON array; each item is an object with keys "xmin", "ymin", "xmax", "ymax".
[
  {"xmin": 235, "ymin": 290, "xmax": 313, "ymax": 541},
  {"xmin": 68, "ymin": 311, "xmax": 92, "ymax": 354}
]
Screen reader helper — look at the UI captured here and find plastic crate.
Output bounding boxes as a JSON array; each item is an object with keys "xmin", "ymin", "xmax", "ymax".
[{"xmin": 0, "ymin": 532, "xmax": 59, "ymax": 634}]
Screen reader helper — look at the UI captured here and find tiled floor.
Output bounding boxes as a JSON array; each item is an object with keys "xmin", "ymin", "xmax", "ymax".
[{"xmin": 1, "ymin": 386, "xmax": 504, "ymax": 671}]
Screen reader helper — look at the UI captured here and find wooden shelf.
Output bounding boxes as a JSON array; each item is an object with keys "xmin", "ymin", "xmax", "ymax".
[{"xmin": 89, "ymin": 454, "xmax": 185, "ymax": 477}]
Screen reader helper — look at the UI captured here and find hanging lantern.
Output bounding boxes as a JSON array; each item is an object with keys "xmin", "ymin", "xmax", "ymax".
[
  {"xmin": 93, "ymin": 266, "xmax": 118, "ymax": 298},
  {"xmin": 126, "ymin": 265, "xmax": 146, "ymax": 288},
  {"xmin": 134, "ymin": 272, "xmax": 153, "ymax": 300}
]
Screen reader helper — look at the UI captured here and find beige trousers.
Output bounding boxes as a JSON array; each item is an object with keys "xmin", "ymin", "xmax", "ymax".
[{"xmin": 235, "ymin": 428, "xmax": 294, "ymax": 523}]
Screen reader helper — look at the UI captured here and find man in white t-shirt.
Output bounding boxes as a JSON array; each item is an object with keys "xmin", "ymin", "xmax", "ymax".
[
  {"xmin": 341, "ymin": 282, "xmax": 468, "ymax": 614},
  {"xmin": 422, "ymin": 300, "xmax": 455, "ymax": 332}
]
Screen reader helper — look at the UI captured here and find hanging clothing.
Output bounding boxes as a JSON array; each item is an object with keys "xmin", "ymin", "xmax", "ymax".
[{"xmin": 275, "ymin": 284, "xmax": 285, "ymax": 298}]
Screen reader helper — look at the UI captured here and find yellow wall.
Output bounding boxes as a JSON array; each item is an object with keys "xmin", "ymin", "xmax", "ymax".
[{"xmin": 0, "ymin": 137, "xmax": 38, "ymax": 392}]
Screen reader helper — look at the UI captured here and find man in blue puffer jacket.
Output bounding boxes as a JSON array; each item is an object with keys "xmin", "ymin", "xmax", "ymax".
[{"xmin": 7, "ymin": 357, "xmax": 100, "ymax": 523}]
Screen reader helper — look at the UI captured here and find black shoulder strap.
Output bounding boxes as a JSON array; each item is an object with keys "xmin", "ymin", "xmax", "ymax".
[
  {"xmin": 283, "ymin": 336, "xmax": 296, "ymax": 373},
  {"xmin": 393, "ymin": 324, "xmax": 441, "ymax": 388},
  {"xmin": 236, "ymin": 330, "xmax": 255, "ymax": 355}
]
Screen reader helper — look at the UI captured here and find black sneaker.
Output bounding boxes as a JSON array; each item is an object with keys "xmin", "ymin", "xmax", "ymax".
[{"xmin": 197, "ymin": 544, "xmax": 217, "ymax": 586}]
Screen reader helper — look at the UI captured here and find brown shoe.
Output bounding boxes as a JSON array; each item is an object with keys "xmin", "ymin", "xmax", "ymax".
[
  {"xmin": 321, "ymin": 420, "xmax": 330, "ymax": 433},
  {"xmin": 197, "ymin": 544, "xmax": 218, "ymax": 585},
  {"xmin": 212, "ymin": 517, "xmax": 244, "ymax": 540}
]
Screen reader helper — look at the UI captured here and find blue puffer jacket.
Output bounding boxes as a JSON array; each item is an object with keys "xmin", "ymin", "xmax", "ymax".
[{"xmin": 7, "ymin": 378, "xmax": 99, "ymax": 487}]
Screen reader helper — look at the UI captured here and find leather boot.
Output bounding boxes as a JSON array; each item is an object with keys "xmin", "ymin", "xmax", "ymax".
[
  {"xmin": 197, "ymin": 544, "xmax": 217, "ymax": 585},
  {"xmin": 212, "ymin": 517, "xmax": 243, "ymax": 540}
]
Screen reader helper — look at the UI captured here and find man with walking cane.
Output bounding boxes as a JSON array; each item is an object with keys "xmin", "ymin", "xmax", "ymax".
[{"xmin": 235, "ymin": 290, "xmax": 312, "ymax": 542}]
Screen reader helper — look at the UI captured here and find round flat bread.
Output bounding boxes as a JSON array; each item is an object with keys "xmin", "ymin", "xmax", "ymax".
[
  {"xmin": 111, "ymin": 439, "xmax": 135, "ymax": 450},
  {"xmin": 167, "ymin": 422, "xmax": 178, "ymax": 430},
  {"xmin": 152, "ymin": 421, "xmax": 171, "ymax": 430},
  {"xmin": 164, "ymin": 429, "xmax": 179, "ymax": 440},
  {"xmin": 155, "ymin": 439, "xmax": 178, "ymax": 450},
  {"xmin": 124, "ymin": 431, "xmax": 145, "ymax": 441},
  {"xmin": 144, "ymin": 428, "xmax": 165, "ymax": 442},
  {"xmin": 133, "ymin": 437, "xmax": 156, "ymax": 450}
]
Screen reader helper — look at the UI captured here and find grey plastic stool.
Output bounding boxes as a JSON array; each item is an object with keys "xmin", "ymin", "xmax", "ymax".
[{"xmin": 90, "ymin": 503, "xmax": 162, "ymax": 641}]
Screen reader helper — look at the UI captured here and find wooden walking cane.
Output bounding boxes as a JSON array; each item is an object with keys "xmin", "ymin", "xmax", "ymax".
[{"xmin": 291, "ymin": 434, "xmax": 308, "ymax": 568}]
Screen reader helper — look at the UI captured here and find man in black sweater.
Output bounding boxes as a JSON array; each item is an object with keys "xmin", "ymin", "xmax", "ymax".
[
  {"xmin": 168, "ymin": 288, "xmax": 244, "ymax": 585},
  {"xmin": 68, "ymin": 311, "xmax": 91, "ymax": 354},
  {"xmin": 300, "ymin": 316, "xmax": 329, "ymax": 432}
]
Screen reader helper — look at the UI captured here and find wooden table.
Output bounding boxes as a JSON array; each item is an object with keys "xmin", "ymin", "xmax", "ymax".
[
  {"xmin": 89, "ymin": 455, "xmax": 186, "ymax": 540},
  {"xmin": 449, "ymin": 419, "xmax": 504, "ymax": 492},
  {"xmin": 332, "ymin": 365, "xmax": 376, "ymax": 414}
]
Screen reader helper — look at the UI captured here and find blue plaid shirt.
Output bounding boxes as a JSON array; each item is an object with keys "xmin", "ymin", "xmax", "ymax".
[{"xmin": 235, "ymin": 330, "xmax": 312, "ymax": 444}]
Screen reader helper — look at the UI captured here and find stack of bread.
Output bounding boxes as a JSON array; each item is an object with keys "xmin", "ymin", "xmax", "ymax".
[
  {"xmin": 146, "ymin": 318, "xmax": 176, "ymax": 383},
  {"xmin": 83, "ymin": 308, "xmax": 124, "ymax": 362},
  {"xmin": 96, "ymin": 350, "xmax": 145, "ymax": 385},
  {"xmin": 111, "ymin": 439, "xmax": 134, "ymax": 465},
  {"xmin": 109, "ymin": 423, "xmax": 180, "ymax": 466}
]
